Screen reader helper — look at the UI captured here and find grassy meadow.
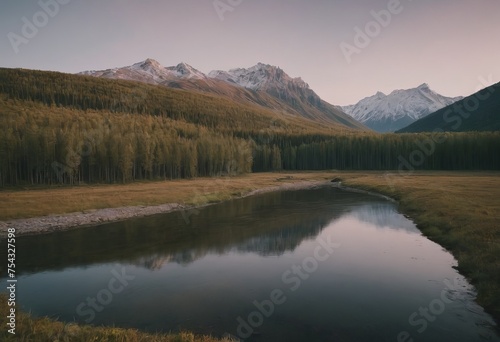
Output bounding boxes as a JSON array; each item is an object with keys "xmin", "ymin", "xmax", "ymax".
[
  {"xmin": 0, "ymin": 172, "xmax": 335, "ymax": 220},
  {"xmin": 1, "ymin": 171, "xmax": 499, "ymax": 338}
]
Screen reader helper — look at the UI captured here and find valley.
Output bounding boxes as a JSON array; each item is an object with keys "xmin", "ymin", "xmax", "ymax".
[
  {"xmin": 2, "ymin": 1, "xmax": 500, "ymax": 341},
  {"xmin": 1, "ymin": 171, "xmax": 500, "ymax": 342},
  {"xmin": 1, "ymin": 53, "xmax": 499, "ymax": 342},
  {"xmin": 1, "ymin": 67, "xmax": 499, "ymax": 187}
]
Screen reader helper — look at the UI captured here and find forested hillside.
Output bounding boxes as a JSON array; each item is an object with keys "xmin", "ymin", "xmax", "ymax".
[
  {"xmin": 1, "ymin": 68, "xmax": 499, "ymax": 186},
  {"xmin": 398, "ymin": 82, "xmax": 500, "ymax": 132},
  {"xmin": 0, "ymin": 68, "xmax": 351, "ymax": 135},
  {"xmin": 80, "ymin": 59, "xmax": 367, "ymax": 129}
]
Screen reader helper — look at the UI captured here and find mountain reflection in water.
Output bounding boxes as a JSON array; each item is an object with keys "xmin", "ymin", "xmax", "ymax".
[
  {"xmin": 8, "ymin": 186, "xmax": 499, "ymax": 342},
  {"xmin": 17, "ymin": 187, "xmax": 373, "ymax": 273}
]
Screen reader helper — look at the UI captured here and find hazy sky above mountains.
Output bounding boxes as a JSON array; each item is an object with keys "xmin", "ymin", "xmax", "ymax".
[{"xmin": 1, "ymin": 0, "xmax": 499, "ymax": 105}]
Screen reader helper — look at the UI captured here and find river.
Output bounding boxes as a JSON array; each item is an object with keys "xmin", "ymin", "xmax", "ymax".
[{"xmin": 5, "ymin": 186, "xmax": 499, "ymax": 341}]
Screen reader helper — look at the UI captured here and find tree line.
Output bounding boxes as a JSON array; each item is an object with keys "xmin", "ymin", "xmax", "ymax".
[
  {"xmin": 251, "ymin": 132, "xmax": 500, "ymax": 171},
  {"xmin": 1, "ymin": 97, "xmax": 498, "ymax": 186},
  {"xmin": 0, "ymin": 99, "xmax": 252, "ymax": 186},
  {"xmin": 0, "ymin": 68, "xmax": 499, "ymax": 186}
]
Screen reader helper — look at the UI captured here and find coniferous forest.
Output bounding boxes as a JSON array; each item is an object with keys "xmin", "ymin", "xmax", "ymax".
[{"xmin": 1, "ymin": 68, "xmax": 499, "ymax": 186}]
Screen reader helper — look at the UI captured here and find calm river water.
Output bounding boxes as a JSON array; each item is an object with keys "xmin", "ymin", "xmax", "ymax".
[{"xmin": 4, "ymin": 186, "xmax": 499, "ymax": 341}]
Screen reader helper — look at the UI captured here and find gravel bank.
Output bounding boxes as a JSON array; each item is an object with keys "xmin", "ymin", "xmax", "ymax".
[{"xmin": 0, "ymin": 180, "xmax": 332, "ymax": 237}]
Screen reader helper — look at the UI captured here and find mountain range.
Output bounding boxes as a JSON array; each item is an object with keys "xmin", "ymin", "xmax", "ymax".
[
  {"xmin": 342, "ymin": 84, "xmax": 463, "ymax": 132},
  {"xmin": 2, "ymin": 65, "xmax": 498, "ymax": 188},
  {"xmin": 398, "ymin": 81, "xmax": 500, "ymax": 133},
  {"xmin": 80, "ymin": 59, "xmax": 365, "ymax": 130}
]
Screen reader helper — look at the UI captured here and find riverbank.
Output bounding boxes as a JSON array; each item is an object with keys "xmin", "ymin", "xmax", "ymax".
[
  {"xmin": 0, "ymin": 177, "xmax": 332, "ymax": 236},
  {"xmin": 1, "ymin": 171, "xmax": 499, "ymax": 325},
  {"xmin": 340, "ymin": 171, "xmax": 500, "ymax": 323}
]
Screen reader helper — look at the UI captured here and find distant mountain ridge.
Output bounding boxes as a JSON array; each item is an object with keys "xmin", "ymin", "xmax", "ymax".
[
  {"xmin": 79, "ymin": 59, "xmax": 367, "ymax": 130},
  {"xmin": 397, "ymin": 82, "xmax": 500, "ymax": 133},
  {"xmin": 209, "ymin": 62, "xmax": 309, "ymax": 92},
  {"xmin": 79, "ymin": 58, "xmax": 207, "ymax": 83},
  {"xmin": 342, "ymin": 84, "xmax": 462, "ymax": 132}
]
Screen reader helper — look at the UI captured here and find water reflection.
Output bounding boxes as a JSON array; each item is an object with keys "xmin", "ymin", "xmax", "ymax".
[
  {"xmin": 349, "ymin": 203, "xmax": 418, "ymax": 232},
  {"xmin": 4, "ymin": 186, "xmax": 499, "ymax": 342},
  {"xmin": 15, "ymin": 187, "xmax": 376, "ymax": 273}
]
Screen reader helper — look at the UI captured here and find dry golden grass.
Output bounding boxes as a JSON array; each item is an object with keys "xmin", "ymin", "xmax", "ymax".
[
  {"xmin": 1, "ymin": 171, "xmax": 499, "ymax": 328},
  {"xmin": 0, "ymin": 172, "xmax": 336, "ymax": 220}
]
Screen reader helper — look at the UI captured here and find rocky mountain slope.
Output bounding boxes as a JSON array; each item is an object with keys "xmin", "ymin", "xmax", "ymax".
[{"xmin": 80, "ymin": 59, "xmax": 367, "ymax": 130}]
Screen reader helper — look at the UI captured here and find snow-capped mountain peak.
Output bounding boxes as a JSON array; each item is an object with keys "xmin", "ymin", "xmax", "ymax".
[
  {"xmin": 342, "ymin": 84, "xmax": 463, "ymax": 132},
  {"xmin": 209, "ymin": 63, "xmax": 310, "ymax": 91},
  {"xmin": 140, "ymin": 58, "xmax": 162, "ymax": 69},
  {"xmin": 79, "ymin": 59, "xmax": 207, "ymax": 83},
  {"xmin": 166, "ymin": 62, "xmax": 207, "ymax": 80},
  {"xmin": 79, "ymin": 59, "xmax": 366, "ymax": 130},
  {"xmin": 127, "ymin": 58, "xmax": 170, "ymax": 82}
]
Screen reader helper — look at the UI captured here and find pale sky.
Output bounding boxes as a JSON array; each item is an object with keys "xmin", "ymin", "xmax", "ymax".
[{"xmin": 1, "ymin": 0, "xmax": 499, "ymax": 105}]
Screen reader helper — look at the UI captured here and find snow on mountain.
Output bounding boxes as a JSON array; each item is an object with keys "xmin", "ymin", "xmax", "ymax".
[
  {"xmin": 208, "ymin": 62, "xmax": 310, "ymax": 91},
  {"xmin": 207, "ymin": 63, "xmax": 365, "ymax": 129},
  {"xmin": 342, "ymin": 84, "xmax": 463, "ymax": 132},
  {"xmin": 82, "ymin": 60, "xmax": 315, "ymax": 99},
  {"xmin": 79, "ymin": 59, "xmax": 206, "ymax": 84},
  {"xmin": 207, "ymin": 63, "xmax": 322, "ymax": 109},
  {"xmin": 79, "ymin": 59, "xmax": 367, "ymax": 130},
  {"xmin": 166, "ymin": 62, "xmax": 207, "ymax": 80}
]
